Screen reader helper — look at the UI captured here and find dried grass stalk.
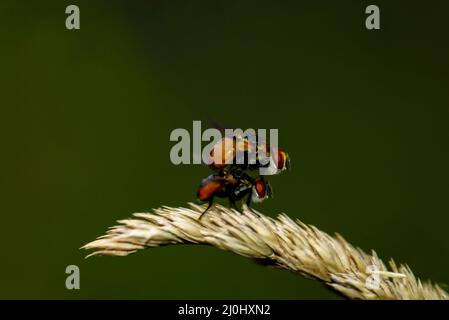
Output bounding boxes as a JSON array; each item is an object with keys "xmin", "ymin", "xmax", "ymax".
[{"xmin": 82, "ymin": 203, "xmax": 448, "ymax": 300}]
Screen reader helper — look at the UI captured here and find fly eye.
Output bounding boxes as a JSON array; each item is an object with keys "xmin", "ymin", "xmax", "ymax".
[
  {"xmin": 255, "ymin": 180, "xmax": 266, "ymax": 198},
  {"xmin": 276, "ymin": 151, "xmax": 286, "ymax": 170}
]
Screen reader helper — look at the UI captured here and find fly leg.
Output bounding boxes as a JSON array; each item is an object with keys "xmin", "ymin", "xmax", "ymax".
[
  {"xmin": 229, "ymin": 197, "xmax": 239, "ymax": 212},
  {"xmin": 199, "ymin": 198, "xmax": 214, "ymax": 219},
  {"xmin": 246, "ymin": 192, "xmax": 256, "ymax": 213}
]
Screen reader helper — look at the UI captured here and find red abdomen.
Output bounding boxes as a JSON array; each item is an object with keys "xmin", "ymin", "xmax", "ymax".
[{"xmin": 197, "ymin": 177, "xmax": 225, "ymax": 201}]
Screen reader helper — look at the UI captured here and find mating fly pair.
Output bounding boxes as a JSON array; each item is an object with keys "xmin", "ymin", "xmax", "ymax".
[{"xmin": 197, "ymin": 133, "xmax": 290, "ymax": 218}]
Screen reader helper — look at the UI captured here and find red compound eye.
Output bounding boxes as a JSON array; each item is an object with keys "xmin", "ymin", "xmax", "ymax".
[
  {"xmin": 255, "ymin": 180, "xmax": 266, "ymax": 198},
  {"xmin": 277, "ymin": 151, "xmax": 286, "ymax": 170}
]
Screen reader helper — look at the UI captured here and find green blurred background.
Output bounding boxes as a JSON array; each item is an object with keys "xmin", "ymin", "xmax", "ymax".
[{"xmin": 1, "ymin": 0, "xmax": 448, "ymax": 299}]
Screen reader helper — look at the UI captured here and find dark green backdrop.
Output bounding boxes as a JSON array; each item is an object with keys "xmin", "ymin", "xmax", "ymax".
[{"xmin": 1, "ymin": 1, "xmax": 448, "ymax": 299}]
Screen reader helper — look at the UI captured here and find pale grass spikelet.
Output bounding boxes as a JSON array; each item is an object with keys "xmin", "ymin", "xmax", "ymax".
[{"xmin": 82, "ymin": 203, "xmax": 448, "ymax": 300}]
